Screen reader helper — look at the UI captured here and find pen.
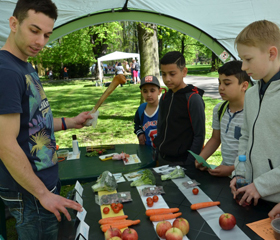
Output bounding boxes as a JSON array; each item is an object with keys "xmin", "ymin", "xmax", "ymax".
[{"xmin": 268, "ymin": 159, "xmax": 274, "ymax": 169}]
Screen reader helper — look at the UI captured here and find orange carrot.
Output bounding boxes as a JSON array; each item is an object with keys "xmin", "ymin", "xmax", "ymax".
[
  {"xmin": 145, "ymin": 208, "xmax": 180, "ymax": 216},
  {"xmin": 190, "ymin": 201, "xmax": 220, "ymax": 210},
  {"xmin": 149, "ymin": 212, "xmax": 182, "ymax": 222},
  {"xmin": 98, "ymin": 215, "xmax": 128, "ymax": 225},
  {"xmin": 100, "ymin": 220, "xmax": 140, "ymax": 232},
  {"xmin": 100, "ymin": 219, "xmax": 134, "ymax": 226}
]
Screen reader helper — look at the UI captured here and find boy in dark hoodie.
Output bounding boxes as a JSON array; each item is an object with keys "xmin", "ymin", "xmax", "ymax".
[{"xmin": 153, "ymin": 51, "xmax": 205, "ymax": 166}]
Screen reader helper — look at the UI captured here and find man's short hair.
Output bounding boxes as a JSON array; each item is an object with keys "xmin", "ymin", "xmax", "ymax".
[
  {"xmin": 235, "ymin": 20, "xmax": 280, "ymax": 52},
  {"xmin": 218, "ymin": 60, "xmax": 252, "ymax": 85},
  {"xmin": 160, "ymin": 51, "xmax": 186, "ymax": 70},
  {"xmin": 13, "ymin": 0, "xmax": 58, "ymax": 23}
]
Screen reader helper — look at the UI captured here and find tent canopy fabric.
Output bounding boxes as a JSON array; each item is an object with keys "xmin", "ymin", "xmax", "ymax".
[
  {"xmin": 97, "ymin": 51, "xmax": 140, "ymax": 80},
  {"xmin": 1, "ymin": 0, "xmax": 280, "ymax": 61}
]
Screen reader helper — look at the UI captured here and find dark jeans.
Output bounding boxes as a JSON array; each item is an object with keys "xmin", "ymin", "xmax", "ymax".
[{"xmin": 0, "ymin": 183, "xmax": 60, "ymax": 240}]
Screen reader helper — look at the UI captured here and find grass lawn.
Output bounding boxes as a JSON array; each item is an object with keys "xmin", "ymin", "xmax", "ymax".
[{"xmin": 5, "ymin": 78, "xmax": 222, "ymax": 239}]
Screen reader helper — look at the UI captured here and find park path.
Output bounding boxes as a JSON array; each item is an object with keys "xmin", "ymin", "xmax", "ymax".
[{"xmin": 158, "ymin": 75, "xmax": 221, "ymax": 99}]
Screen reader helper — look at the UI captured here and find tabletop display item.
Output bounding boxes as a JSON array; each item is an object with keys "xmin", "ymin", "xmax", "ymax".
[
  {"xmin": 98, "ymin": 192, "xmax": 132, "ymax": 205},
  {"xmin": 182, "ymin": 180, "xmax": 200, "ymax": 189},
  {"xmin": 123, "ymin": 154, "xmax": 141, "ymax": 165},
  {"xmin": 92, "ymin": 171, "xmax": 117, "ymax": 192},
  {"xmin": 112, "ymin": 152, "xmax": 130, "ymax": 162},
  {"xmin": 130, "ymin": 169, "xmax": 156, "ymax": 187},
  {"xmin": 57, "ymin": 149, "xmax": 69, "ymax": 158},
  {"xmin": 141, "ymin": 186, "xmax": 165, "ymax": 197},
  {"xmin": 124, "ymin": 170, "xmax": 145, "ymax": 181},
  {"xmin": 161, "ymin": 166, "xmax": 185, "ymax": 181},
  {"xmin": 271, "ymin": 218, "xmax": 280, "ymax": 240}
]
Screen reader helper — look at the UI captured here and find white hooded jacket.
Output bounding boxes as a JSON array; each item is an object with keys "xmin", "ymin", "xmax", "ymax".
[{"xmin": 234, "ymin": 79, "xmax": 280, "ymax": 202}]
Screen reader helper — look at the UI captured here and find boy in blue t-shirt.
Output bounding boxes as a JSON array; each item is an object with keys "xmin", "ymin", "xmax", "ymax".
[{"xmin": 134, "ymin": 75, "xmax": 161, "ymax": 147}]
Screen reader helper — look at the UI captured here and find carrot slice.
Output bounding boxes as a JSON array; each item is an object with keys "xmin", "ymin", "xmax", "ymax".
[
  {"xmin": 190, "ymin": 201, "xmax": 220, "ymax": 210},
  {"xmin": 145, "ymin": 208, "xmax": 180, "ymax": 216},
  {"xmin": 98, "ymin": 215, "xmax": 128, "ymax": 225},
  {"xmin": 149, "ymin": 212, "xmax": 182, "ymax": 222},
  {"xmin": 100, "ymin": 219, "xmax": 140, "ymax": 232}
]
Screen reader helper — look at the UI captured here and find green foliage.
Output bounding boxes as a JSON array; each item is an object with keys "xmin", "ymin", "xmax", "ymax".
[
  {"xmin": 89, "ymin": 22, "xmax": 123, "ymax": 57},
  {"xmin": 157, "ymin": 26, "xmax": 211, "ymax": 64}
]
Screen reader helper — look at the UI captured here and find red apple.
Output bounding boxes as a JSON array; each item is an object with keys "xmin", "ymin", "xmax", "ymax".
[
  {"xmin": 165, "ymin": 227, "xmax": 183, "ymax": 240},
  {"xmin": 219, "ymin": 213, "xmax": 236, "ymax": 230},
  {"xmin": 172, "ymin": 217, "xmax": 189, "ymax": 235},
  {"xmin": 109, "ymin": 238, "xmax": 122, "ymax": 240},
  {"xmin": 105, "ymin": 227, "xmax": 122, "ymax": 240},
  {"xmin": 121, "ymin": 228, "xmax": 138, "ymax": 240},
  {"xmin": 156, "ymin": 220, "xmax": 172, "ymax": 239}
]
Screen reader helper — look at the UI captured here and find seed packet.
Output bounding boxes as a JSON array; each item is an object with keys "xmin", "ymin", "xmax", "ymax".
[
  {"xmin": 182, "ymin": 180, "xmax": 200, "ymax": 189},
  {"xmin": 99, "ymin": 192, "xmax": 132, "ymax": 205},
  {"xmin": 118, "ymin": 192, "xmax": 132, "ymax": 203},
  {"xmin": 141, "ymin": 186, "xmax": 165, "ymax": 197},
  {"xmin": 99, "ymin": 193, "xmax": 119, "ymax": 205}
]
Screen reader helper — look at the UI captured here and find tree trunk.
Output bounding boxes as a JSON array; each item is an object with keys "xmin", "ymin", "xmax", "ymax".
[
  {"xmin": 181, "ymin": 36, "xmax": 185, "ymax": 54},
  {"xmin": 158, "ymin": 27, "xmax": 163, "ymax": 59},
  {"xmin": 137, "ymin": 23, "xmax": 160, "ymax": 104},
  {"xmin": 90, "ymin": 24, "xmax": 109, "ymax": 80},
  {"xmin": 211, "ymin": 52, "xmax": 219, "ymax": 72}
]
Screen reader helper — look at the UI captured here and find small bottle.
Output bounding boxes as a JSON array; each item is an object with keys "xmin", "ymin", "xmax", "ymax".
[
  {"xmin": 235, "ymin": 155, "xmax": 251, "ymax": 206},
  {"xmin": 72, "ymin": 135, "xmax": 80, "ymax": 155}
]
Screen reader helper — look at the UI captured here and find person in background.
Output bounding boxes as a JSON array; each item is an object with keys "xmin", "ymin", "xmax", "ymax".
[
  {"xmin": 48, "ymin": 69, "xmax": 53, "ymax": 80},
  {"xmin": 123, "ymin": 60, "xmax": 130, "ymax": 72},
  {"xmin": 229, "ymin": 20, "xmax": 280, "ymax": 206},
  {"xmin": 153, "ymin": 51, "xmax": 205, "ymax": 167},
  {"xmin": 123, "ymin": 60, "xmax": 132, "ymax": 82},
  {"xmin": 132, "ymin": 59, "xmax": 140, "ymax": 84},
  {"xmin": 195, "ymin": 60, "xmax": 252, "ymax": 177},
  {"xmin": 63, "ymin": 66, "xmax": 68, "ymax": 80},
  {"xmin": 134, "ymin": 75, "xmax": 161, "ymax": 147},
  {"xmin": 0, "ymin": 0, "xmax": 93, "ymax": 239},
  {"xmin": 115, "ymin": 62, "xmax": 125, "ymax": 87},
  {"xmin": 115, "ymin": 62, "xmax": 124, "ymax": 75}
]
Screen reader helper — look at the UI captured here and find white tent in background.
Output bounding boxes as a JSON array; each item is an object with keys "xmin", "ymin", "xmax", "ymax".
[{"xmin": 97, "ymin": 51, "xmax": 140, "ymax": 81}]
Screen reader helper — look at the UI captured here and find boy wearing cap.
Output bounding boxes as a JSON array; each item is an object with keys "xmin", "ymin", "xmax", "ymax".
[{"xmin": 134, "ymin": 75, "xmax": 161, "ymax": 147}]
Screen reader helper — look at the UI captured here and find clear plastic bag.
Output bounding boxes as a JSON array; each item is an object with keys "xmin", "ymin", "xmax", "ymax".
[
  {"xmin": 182, "ymin": 180, "xmax": 200, "ymax": 189},
  {"xmin": 99, "ymin": 191, "xmax": 132, "ymax": 205},
  {"xmin": 141, "ymin": 186, "xmax": 165, "ymax": 196}
]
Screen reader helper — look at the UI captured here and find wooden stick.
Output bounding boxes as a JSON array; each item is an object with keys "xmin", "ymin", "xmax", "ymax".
[{"xmin": 84, "ymin": 74, "xmax": 126, "ymax": 125}]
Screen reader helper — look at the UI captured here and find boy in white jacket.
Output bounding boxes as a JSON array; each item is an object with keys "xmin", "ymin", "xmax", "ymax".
[{"xmin": 230, "ymin": 20, "xmax": 280, "ymax": 206}]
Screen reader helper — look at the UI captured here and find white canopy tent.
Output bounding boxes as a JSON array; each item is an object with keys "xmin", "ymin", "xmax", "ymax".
[
  {"xmin": 1, "ymin": 0, "xmax": 280, "ymax": 61},
  {"xmin": 97, "ymin": 51, "xmax": 140, "ymax": 81}
]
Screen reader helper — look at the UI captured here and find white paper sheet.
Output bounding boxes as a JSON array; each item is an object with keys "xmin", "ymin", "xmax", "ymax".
[{"xmin": 172, "ymin": 176, "xmax": 250, "ymax": 240}]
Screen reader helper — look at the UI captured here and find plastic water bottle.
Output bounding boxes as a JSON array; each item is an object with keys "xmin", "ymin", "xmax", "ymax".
[
  {"xmin": 235, "ymin": 155, "xmax": 251, "ymax": 206},
  {"xmin": 72, "ymin": 135, "xmax": 80, "ymax": 155}
]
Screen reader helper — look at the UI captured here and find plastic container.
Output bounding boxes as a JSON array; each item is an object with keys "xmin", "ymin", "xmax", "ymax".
[
  {"xmin": 72, "ymin": 135, "xmax": 80, "ymax": 155},
  {"xmin": 57, "ymin": 149, "xmax": 69, "ymax": 158},
  {"xmin": 235, "ymin": 155, "xmax": 251, "ymax": 206},
  {"xmin": 271, "ymin": 218, "xmax": 280, "ymax": 240}
]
